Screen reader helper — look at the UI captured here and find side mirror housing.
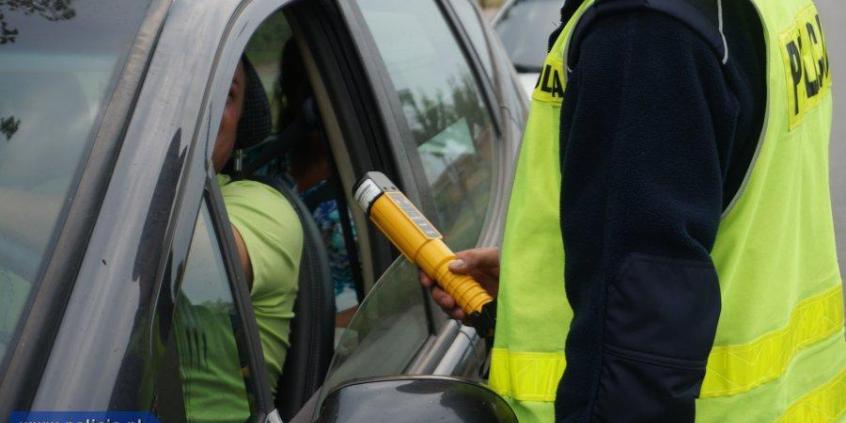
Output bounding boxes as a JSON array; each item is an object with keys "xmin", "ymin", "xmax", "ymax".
[{"xmin": 316, "ymin": 376, "xmax": 517, "ymax": 423}]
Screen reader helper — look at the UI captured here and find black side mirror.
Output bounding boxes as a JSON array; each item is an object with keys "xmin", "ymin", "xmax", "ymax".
[{"xmin": 316, "ymin": 376, "xmax": 517, "ymax": 423}]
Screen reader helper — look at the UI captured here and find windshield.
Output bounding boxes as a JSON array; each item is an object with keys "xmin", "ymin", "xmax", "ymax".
[
  {"xmin": 0, "ymin": 0, "xmax": 151, "ymax": 364},
  {"xmin": 494, "ymin": 0, "xmax": 561, "ymax": 72}
]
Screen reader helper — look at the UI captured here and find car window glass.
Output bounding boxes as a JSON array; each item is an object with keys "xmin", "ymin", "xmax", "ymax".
[
  {"xmin": 449, "ymin": 0, "xmax": 493, "ymax": 79},
  {"xmin": 321, "ymin": 259, "xmax": 428, "ymax": 396},
  {"xmin": 357, "ymin": 0, "xmax": 498, "ymax": 251},
  {"xmin": 0, "ymin": 0, "xmax": 151, "ymax": 369},
  {"xmin": 494, "ymin": 0, "xmax": 562, "ymax": 71},
  {"xmin": 164, "ymin": 203, "xmax": 257, "ymax": 422}
]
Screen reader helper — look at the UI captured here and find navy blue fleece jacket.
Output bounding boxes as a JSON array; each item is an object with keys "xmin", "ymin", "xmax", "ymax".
[{"xmin": 554, "ymin": 2, "xmax": 765, "ymax": 422}]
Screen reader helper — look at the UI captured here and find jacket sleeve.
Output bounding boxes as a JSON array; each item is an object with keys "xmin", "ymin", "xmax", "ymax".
[{"xmin": 555, "ymin": 10, "xmax": 739, "ymax": 422}]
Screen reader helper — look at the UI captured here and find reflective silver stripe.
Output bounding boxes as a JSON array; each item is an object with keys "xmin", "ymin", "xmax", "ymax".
[
  {"xmin": 721, "ymin": 102, "xmax": 769, "ymax": 219},
  {"xmin": 718, "ymin": 0, "xmax": 730, "ymax": 64},
  {"xmin": 720, "ymin": 0, "xmax": 769, "ymax": 219}
]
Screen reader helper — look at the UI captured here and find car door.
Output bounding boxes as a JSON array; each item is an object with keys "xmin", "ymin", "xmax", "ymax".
[
  {"xmin": 4, "ymin": 0, "xmax": 295, "ymax": 420},
  {"xmin": 111, "ymin": 0, "xmax": 300, "ymax": 419},
  {"xmin": 120, "ymin": 1, "xmax": 301, "ymax": 419}
]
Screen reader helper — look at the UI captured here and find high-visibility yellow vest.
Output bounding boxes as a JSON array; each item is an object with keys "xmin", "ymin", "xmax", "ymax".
[{"xmin": 490, "ymin": 0, "xmax": 846, "ymax": 421}]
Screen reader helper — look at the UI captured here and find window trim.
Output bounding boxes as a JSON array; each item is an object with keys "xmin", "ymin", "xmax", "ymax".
[{"xmin": 204, "ymin": 181, "xmax": 272, "ymax": 420}]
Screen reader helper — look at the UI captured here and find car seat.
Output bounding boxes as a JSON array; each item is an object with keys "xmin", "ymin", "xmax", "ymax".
[{"xmin": 268, "ymin": 176, "xmax": 335, "ymax": 420}]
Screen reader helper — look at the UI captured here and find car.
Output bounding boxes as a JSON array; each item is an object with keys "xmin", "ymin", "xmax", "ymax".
[
  {"xmin": 493, "ymin": 0, "xmax": 563, "ymax": 95},
  {"xmin": 0, "ymin": 0, "xmax": 527, "ymax": 421}
]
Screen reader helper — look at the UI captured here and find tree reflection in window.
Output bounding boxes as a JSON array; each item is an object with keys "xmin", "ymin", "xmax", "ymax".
[
  {"xmin": 0, "ymin": 0, "xmax": 76, "ymax": 44},
  {"xmin": 0, "ymin": 1, "xmax": 77, "ymax": 138},
  {"xmin": 400, "ymin": 74, "xmax": 488, "ymax": 146},
  {"xmin": 0, "ymin": 115, "xmax": 19, "ymax": 141},
  {"xmin": 0, "ymin": 13, "xmax": 18, "ymax": 44},
  {"xmin": 399, "ymin": 74, "xmax": 494, "ymax": 249}
]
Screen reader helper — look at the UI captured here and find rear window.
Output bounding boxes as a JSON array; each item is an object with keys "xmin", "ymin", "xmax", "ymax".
[
  {"xmin": 494, "ymin": 0, "xmax": 561, "ymax": 71},
  {"xmin": 0, "ymin": 0, "xmax": 151, "ymax": 364}
]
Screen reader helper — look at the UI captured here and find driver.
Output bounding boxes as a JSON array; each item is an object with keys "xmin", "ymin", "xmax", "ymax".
[
  {"xmin": 176, "ymin": 57, "xmax": 302, "ymax": 422},
  {"xmin": 216, "ymin": 57, "xmax": 303, "ymax": 390}
]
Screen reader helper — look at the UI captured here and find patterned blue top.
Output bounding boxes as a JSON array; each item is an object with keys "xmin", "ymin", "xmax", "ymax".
[{"xmin": 299, "ymin": 180, "xmax": 358, "ymax": 310}]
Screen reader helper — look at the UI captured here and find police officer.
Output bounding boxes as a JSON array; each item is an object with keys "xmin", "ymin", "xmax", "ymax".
[{"xmin": 421, "ymin": 0, "xmax": 845, "ymax": 421}]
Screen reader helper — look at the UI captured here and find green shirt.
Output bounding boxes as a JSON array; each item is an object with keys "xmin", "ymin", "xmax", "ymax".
[
  {"xmin": 177, "ymin": 175, "xmax": 302, "ymax": 422},
  {"xmin": 219, "ymin": 174, "xmax": 302, "ymax": 394}
]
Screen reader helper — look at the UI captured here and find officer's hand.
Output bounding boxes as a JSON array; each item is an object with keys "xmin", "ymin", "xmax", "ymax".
[{"xmin": 419, "ymin": 247, "xmax": 500, "ymax": 322}]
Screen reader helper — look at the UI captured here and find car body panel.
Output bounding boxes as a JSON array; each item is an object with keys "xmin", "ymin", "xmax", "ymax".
[{"xmin": 30, "ymin": 0, "xmax": 291, "ymax": 413}]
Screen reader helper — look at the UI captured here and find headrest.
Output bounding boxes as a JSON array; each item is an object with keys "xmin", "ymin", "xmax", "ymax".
[
  {"xmin": 238, "ymin": 96, "xmax": 321, "ymax": 178},
  {"xmin": 236, "ymin": 56, "xmax": 272, "ymax": 149}
]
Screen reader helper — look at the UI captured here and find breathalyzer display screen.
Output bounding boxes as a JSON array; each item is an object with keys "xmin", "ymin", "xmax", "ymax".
[{"xmin": 386, "ymin": 192, "xmax": 441, "ymax": 239}]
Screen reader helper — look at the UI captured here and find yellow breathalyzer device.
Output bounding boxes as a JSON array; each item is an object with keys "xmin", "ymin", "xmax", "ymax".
[{"xmin": 354, "ymin": 171, "xmax": 496, "ymax": 337}]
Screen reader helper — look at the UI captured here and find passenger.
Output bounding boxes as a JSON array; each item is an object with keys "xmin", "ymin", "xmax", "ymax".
[
  {"xmin": 177, "ymin": 57, "xmax": 302, "ymax": 422},
  {"xmin": 277, "ymin": 41, "xmax": 360, "ymax": 316}
]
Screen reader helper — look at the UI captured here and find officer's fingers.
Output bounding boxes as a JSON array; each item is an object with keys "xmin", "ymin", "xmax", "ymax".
[
  {"xmin": 432, "ymin": 286, "xmax": 456, "ymax": 310},
  {"xmin": 451, "ymin": 248, "xmax": 500, "ymax": 274},
  {"xmin": 476, "ymin": 277, "xmax": 499, "ymax": 297},
  {"xmin": 419, "ymin": 270, "xmax": 435, "ymax": 288},
  {"xmin": 470, "ymin": 271, "xmax": 499, "ymax": 288},
  {"xmin": 447, "ymin": 258, "xmax": 469, "ymax": 274},
  {"xmin": 469, "ymin": 247, "xmax": 501, "ymax": 269},
  {"xmin": 451, "ymin": 307, "xmax": 465, "ymax": 321},
  {"xmin": 431, "ymin": 288, "xmax": 465, "ymax": 320}
]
